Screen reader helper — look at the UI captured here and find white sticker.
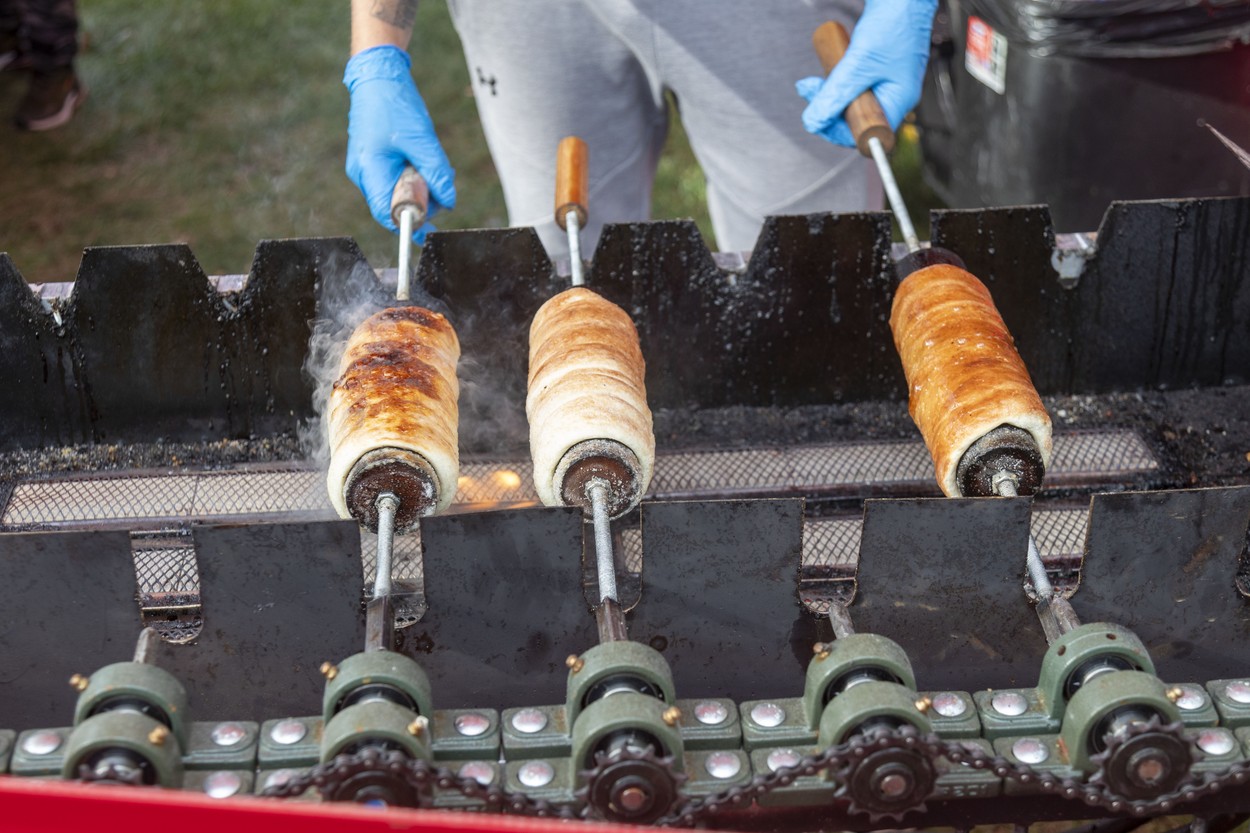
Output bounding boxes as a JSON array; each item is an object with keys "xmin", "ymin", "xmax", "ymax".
[{"xmin": 965, "ymin": 15, "xmax": 1008, "ymax": 95}]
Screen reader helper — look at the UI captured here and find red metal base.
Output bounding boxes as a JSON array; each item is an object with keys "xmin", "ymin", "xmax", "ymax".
[{"xmin": 0, "ymin": 776, "xmax": 638, "ymax": 833}]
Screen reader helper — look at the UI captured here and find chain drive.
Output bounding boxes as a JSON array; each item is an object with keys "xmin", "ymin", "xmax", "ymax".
[{"xmin": 259, "ymin": 726, "xmax": 1250, "ymax": 825}]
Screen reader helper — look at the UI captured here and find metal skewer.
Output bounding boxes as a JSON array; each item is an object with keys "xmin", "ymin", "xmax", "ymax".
[
  {"xmin": 365, "ymin": 491, "xmax": 401, "ymax": 651},
  {"xmin": 390, "ymin": 167, "xmax": 430, "ymax": 302}
]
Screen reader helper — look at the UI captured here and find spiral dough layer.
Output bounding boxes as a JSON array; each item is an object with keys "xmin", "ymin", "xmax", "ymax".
[
  {"xmin": 326, "ymin": 306, "xmax": 460, "ymax": 518},
  {"xmin": 890, "ymin": 264, "xmax": 1052, "ymax": 497},
  {"xmin": 527, "ymin": 287, "xmax": 654, "ymax": 508}
]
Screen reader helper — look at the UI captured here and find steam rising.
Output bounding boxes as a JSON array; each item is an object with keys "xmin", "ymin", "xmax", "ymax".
[{"xmin": 299, "ymin": 250, "xmax": 531, "ymax": 475}]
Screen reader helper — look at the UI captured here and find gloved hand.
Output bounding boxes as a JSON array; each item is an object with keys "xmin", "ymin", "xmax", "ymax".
[
  {"xmin": 795, "ymin": 0, "xmax": 938, "ymax": 148},
  {"xmin": 344, "ymin": 45, "xmax": 456, "ymax": 243}
]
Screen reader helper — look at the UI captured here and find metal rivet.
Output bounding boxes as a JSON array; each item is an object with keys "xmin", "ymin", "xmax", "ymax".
[
  {"xmin": 932, "ymin": 692, "xmax": 968, "ymax": 718},
  {"xmin": 1173, "ymin": 686, "xmax": 1206, "ymax": 712},
  {"xmin": 750, "ymin": 703, "xmax": 786, "ymax": 728},
  {"xmin": 705, "ymin": 751, "xmax": 742, "ymax": 780},
  {"xmin": 565, "ymin": 654, "xmax": 585, "ymax": 674},
  {"xmin": 766, "ymin": 748, "xmax": 801, "ymax": 772},
  {"xmin": 454, "ymin": 712, "xmax": 491, "ymax": 737},
  {"xmin": 407, "ymin": 717, "xmax": 428, "ymax": 737},
  {"xmin": 458, "ymin": 761, "xmax": 496, "ymax": 786},
  {"xmin": 268, "ymin": 720, "xmax": 308, "ymax": 746},
  {"xmin": 1198, "ymin": 729, "xmax": 1235, "ymax": 757},
  {"xmin": 517, "ymin": 760, "xmax": 555, "ymax": 788},
  {"xmin": 1225, "ymin": 681, "xmax": 1250, "ymax": 704},
  {"xmin": 21, "ymin": 731, "xmax": 62, "ymax": 756},
  {"xmin": 511, "ymin": 709, "xmax": 549, "ymax": 734},
  {"xmin": 1012, "ymin": 738, "xmax": 1049, "ymax": 764},
  {"xmin": 68, "ymin": 674, "xmax": 90, "ymax": 693},
  {"xmin": 319, "ymin": 662, "xmax": 338, "ymax": 681},
  {"xmin": 148, "ymin": 725, "xmax": 170, "ymax": 746},
  {"xmin": 203, "ymin": 770, "xmax": 243, "ymax": 799},
  {"xmin": 662, "ymin": 707, "xmax": 682, "ymax": 727},
  {"xmin": 263, "ymin": 769, "xmax": 299, "ymax": 790},
  {"xmin": 991, "ymin": 691, "xmax": 1029, "ymax": 716},
  {"xmin": 211, "ymin": 722, "xmax": 248, "ymax": 747},
  {"xmin": 694, "ymin": 701, "xmax": 729, "ymax": 726}
]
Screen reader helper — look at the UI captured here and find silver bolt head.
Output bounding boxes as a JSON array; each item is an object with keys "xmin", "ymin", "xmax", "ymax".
[
  {"xmin": 694, "ymin": 700, "xmax": 729, "ymax": 726},
  {"xmin": 766, "ymin": 748, "xmax": 802, "ymax": 772},
  {"xmin": 21, "ymin": 731, "xmax": 62, "ymax": 756},
  {"xmin": 1174, "ymin": 686, "xmax": 1206, "ymax": 711},
  {"xmin": 1225, "ymin": 680, "xmax": 1250, "ymax": 704},
  {"xmin": 203, "ymin": 770, "xmax": 243, "ymax": 799},
  {"xmin": 263, "ymin": 769, "xmax": 300, "ymax": 790},
  {"xmin": 931, "ymin": 692, "xmax": 968, "ymax": 718},
  {"xmin": 704, "ymin": 751, "xmax": 742, "ymax": 780},
  {"xmin": 268, "ymin": 719, "xmax": 308, "ymax": 746},
  {"xmin": 454, "ymin": 712, "xmax": 491, "ymax": 737},
  {"xmin": 510, "ymin": 708, "xmax": 549, "ymax": 735},
  {"xmin": 991, "ymin": 691, "xmax": 1029, "ymax": 716},
  {"xmin": 211, "ymin": 722, "xmax": 248, "ymax": 747},
  {"xmin": 458, "ymin": 761, "xmax": 496, "ymax": 786},
  {"xmin": 1011, "ymin": 738, "xmax": 1049, "ymax": 765},
  {"xmin": 750, "ymin": 702, "xmax": 787, "ymax": 728},
  {"xmin": 517, "ymin": 760, "xmax": 556, "ymax": 788},
  {"xmin": 1197, "ymin": 729, "xmax": 1236, "ymax": 757}
]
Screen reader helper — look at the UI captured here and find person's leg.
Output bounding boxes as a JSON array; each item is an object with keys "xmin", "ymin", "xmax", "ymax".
[
  {"xmin": 649, "ymin": 0, "xmax": 881, "ymax": 253},
  {"xmin": 0, "ymin": 0, "xmax": 24, "ymax": 70},
  {"xmin": 447, "ymin": 0, "xmax": 670, "ymax": 259},
  {"xmin": 15, "ymin": 0, "xmax": 83, "ymax": 130}
]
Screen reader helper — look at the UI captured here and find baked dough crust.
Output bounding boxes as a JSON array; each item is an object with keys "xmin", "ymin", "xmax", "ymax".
[
  {"xmin": 326, "ymin": 306, "xmax": 460, "ymax": 517},
  {"xmin": 890, "ymin": 264, "xmax": 1052, "ymax": 497},
  {"xmin": 527, "ymin": 288, "xmax": 654, "ymax": 506}
]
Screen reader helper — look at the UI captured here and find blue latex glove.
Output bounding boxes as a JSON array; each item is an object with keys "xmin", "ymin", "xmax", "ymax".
[
  {"xmin": 344, "ymin": 45, "xmax": 456, "ymax": 243},
  {"xmin": 795, "ymin": 0, "xmax": 938, "ymax": 148}
]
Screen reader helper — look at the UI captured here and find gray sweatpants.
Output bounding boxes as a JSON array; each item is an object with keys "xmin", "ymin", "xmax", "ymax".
[{"xmin": 445, "ymin": 0, "xmax": 879, "ymax": 256}]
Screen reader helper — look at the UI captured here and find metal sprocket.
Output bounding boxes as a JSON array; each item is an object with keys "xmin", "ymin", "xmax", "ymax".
[{"xmin": 577, "ymin": 744, "xmax": 688, "ymax": 824}]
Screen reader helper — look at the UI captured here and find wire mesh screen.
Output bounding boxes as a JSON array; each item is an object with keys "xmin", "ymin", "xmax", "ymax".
[{"xmin": 0, "ymin": 430, "xmax": 1158, "ymax": 529}]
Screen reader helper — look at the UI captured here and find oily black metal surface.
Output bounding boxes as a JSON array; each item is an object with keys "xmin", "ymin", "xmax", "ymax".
[
  {"xmin": 402, "ymin": 505, "xmax": 594, "ymax": 711},
  {"xmin": 160, "ymin": 520, "xmax": 364, "ymax": 722},
  {"xmin": 0, "ymin": 238, "xmax": 368, "ymax": 451},
  {"xmin": 850, "ymin": 497, "xmax": 1048, "ymax": 691},
  {"xmin": 0, "ymin": 529, "xmax": 140, "ymax": 730},
  {"xmin": 590, "ymin": 215, "xmax": 902, "ymax": 408},
  {"xmin": 415, "ymin": 227, "xmax": 556, "ymax": 454},
  {"xmin": 626, "ymin": 499, "xmax": 808, "ymax": 703},
  {"xmin": 1073, "ymin": 486, "xmax": 1250, "ymax": 682},
  {"xmin": 932, "ymin": 197, "xmax": 1250, "ymax": 394},
  {"xmin": 1, "ymin": 199, "xmax": 1248, "ymax": 452}
]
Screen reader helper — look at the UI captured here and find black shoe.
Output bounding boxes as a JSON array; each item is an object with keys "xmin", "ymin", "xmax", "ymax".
[{"xmin": 15, "ymin": 66, "xmax": 85, "ymax": 131}]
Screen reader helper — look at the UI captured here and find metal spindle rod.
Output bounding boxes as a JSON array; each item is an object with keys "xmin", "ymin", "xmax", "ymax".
[
  {"xmin": 587, "ymin": 481, "xmax": 617, "ymax": 603},
  {"xmin": 867, "ymin": 136, "xmax": 921, "ymax": 254},
  {"xmin": 397, "ymin": 207, "xmax": 416, "ymax": 301},
  {"xmin": 992, "ymin": 475, "xmax": 1055, "ymax": 599},
  {"xmin": 374, "ymin": 492, "xmax": 400, "ymax": 600},
  {"xmin": 993, "ymin": 474, "xmax": 1080, "ymax": 640},
  {"xmin": 566, "ymin": 209, "xmax": 585, "ymax": 287},
  {"xmin": 827, "ymin": 602, "xmax": 856, "ymax": 640},
  {"xmin": 133, "ymin": 627, "xmax": 160, "ymax": 665}
]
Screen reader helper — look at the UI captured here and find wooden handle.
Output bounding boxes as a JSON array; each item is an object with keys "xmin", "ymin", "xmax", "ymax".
[
  {"xmin": 390, "ymin": 166, "xmax": 429, "ymax": 228},
  {"xmin": 554, "ymin": 136, "xmax": 589, "ymax": 231},
  {"xmin": 812, "ymin": 21, "xmax": 895, "ymax": 156}
]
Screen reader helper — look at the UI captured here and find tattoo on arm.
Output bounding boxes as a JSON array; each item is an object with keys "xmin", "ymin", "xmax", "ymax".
[{"xmin": 370, "ymin": 0, "xmax": 418, "ymax": 29}]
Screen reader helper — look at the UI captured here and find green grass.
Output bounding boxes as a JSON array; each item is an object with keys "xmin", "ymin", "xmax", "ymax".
[{"xmin": 0, "ymin": 0, "xmax": 936, "ymax": 284}]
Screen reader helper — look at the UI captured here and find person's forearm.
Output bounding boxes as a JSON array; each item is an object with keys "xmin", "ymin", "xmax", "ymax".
[{"xmin": 351, "ymin": 0, "xmax": 418, "ymax": 55}]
